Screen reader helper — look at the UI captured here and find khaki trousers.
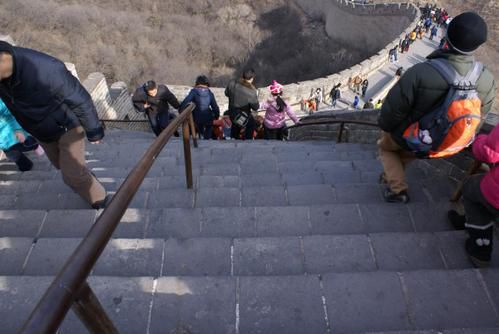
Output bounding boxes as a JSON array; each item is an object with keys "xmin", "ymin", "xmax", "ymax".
[
  {"xmin": 41, "ymin": 126, "xmax": 106, "ymax": 205},
  {"xmin": 377, "ymin": 132, "xmax": 416, "ymax": 194}
]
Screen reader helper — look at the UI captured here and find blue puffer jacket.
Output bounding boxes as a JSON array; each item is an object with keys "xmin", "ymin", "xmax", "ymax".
[
  {"xmin": 0, "ymin": 41, "xmax": 104, "ymax": 143},
  {"xmin": 0, "ymin": 98, "xmax": 28, "ymax": 150},
  {"xmin": 180, "ymin": 86, "xmax": 220, "ymax": 124}
]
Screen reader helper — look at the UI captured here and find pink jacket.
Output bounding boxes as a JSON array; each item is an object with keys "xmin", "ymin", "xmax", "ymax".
[
  {"xmin": 472, "ymin": 124, "xmax": 499, "ymax": 209},
  {"xmin": 260, "ymin": 99, "xmax": 299, "ymax": 129}
]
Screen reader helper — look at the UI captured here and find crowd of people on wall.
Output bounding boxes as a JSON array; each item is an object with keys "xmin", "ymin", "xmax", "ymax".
[
  {"xmin": 132, "ymin": 69, "xmax": 300, "ymax": 141},
  {"xmin": 0, "ymin": 4, "xmax": 496, "ymax": 268}
]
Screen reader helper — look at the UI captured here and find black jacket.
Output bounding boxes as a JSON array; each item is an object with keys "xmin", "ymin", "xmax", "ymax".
[
  {"xmin": 225, "ymin": 79, "xmax": 259, "ymax": 114},
  {"xmin": 132, "ymin": 84, "xmax": 180, "ymax": 116},
  {"xmin": 0, "ymin": 41, "xmax": 104, "ymax": 143}
]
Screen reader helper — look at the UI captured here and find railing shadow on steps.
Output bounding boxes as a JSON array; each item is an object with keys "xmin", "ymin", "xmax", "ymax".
[{"xmin": 19, "ymin": 102, "xmax": 198, "ymax": 334}]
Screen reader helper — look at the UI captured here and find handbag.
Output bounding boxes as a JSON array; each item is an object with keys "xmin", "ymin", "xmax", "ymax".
[{"xmin": 233, "ymin": 110, "xmax": 250, "ymax": 128}]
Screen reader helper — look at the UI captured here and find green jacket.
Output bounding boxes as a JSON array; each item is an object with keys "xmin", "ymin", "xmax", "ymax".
[{"xmin": 378, "ymin": 49, "xmax": 496, "ymax": 148}]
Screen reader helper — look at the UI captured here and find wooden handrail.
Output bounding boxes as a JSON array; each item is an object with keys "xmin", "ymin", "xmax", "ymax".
[{"xmin": 19, "ymin": 102, "xmax": 197, "ymax": 334}]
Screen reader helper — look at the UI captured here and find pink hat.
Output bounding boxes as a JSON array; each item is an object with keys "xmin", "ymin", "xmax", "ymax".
[{"xmin": 269, "ymin": 80, "xmax": 283, "ymax": 95}]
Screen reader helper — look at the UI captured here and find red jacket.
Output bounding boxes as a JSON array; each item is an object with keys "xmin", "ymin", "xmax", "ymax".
[{"xmin": 472, "ymin": 124, "xmax": 499, "ymax": 209}]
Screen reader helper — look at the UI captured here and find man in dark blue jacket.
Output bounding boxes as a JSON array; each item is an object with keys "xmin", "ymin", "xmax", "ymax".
[
  {"xmin": 180, "ymin": 75, "xmax": 220, "ymax": 139},
  {"xmin": 0, "ymin": 41, "xmax": 108, "ymax": 209},
  {"xmin": 132, "ymin": 80, "xmax": 180, "ymax": 136}
]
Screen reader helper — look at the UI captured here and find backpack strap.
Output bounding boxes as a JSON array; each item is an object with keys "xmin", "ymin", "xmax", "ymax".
[
  {"xmin": 463, "ymin": 61, "xmax": 483, "ymax": 88},
  {"xmin": 427, "ymin": 58, "xmax": 460, "ymax": 86},
  {"xmin": 427, "ymin": 59, "xmax": 483, "ymax": 89}
]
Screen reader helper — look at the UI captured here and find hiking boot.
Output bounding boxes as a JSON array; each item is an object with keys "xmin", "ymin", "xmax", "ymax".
[
  {"xmin": 91, "ymin": 194, "xmax": 113, "ymax": 210},
  {"xmin": 448, "ymin": 210, "xmax": 466, "ymax": 230},
  {"xmin": 383, "ymin": 188, "xmax": 410, "ymax": 204},
  {"xmin": 16, "ymin": 154, "xmax": 33, "ymax": 172},
  {"xmin": 465, "ymin": 237, "xmax": 492, "ymax": 268}
]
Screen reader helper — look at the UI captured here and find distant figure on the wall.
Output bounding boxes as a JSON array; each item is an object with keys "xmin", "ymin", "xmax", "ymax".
[
  {"xmin": 132, "ymin": 80, "xmax": 180, "ymax": 137},
  {"xmin": 363, "ymin": 99, "xmax": 374, "ymax": 110},
  {"xmin": 361, "ymin": 78, "xmax": 369, "ymax": 98},
  {"xmin": 352, "ymin": 95, "xmax": 360, "ymax": 109},
  {"xmin": 395, "ymin": 66, "xmax": 404, "ymax": 78},
  {"xmin": 430, "ymin": 25, "xmax": 438, "ymax": 41},
  {"xmin": 389, "ymin": 46, "xmax": 398, "ymax": 63},
  {"xmin": 352, "ymin": 75, "xmax": 363, "ymax": 94},
  {"xmin": 330, "ymin": 84, "xmax": 341, "ymax": 108},
  {"xmin": 314, "ymin": 88, "xmax": 323, "ymax": 111}
]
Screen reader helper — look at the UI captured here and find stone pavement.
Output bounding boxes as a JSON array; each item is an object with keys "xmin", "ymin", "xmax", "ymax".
[
  {"xmin": 320, "ymin": 25, "xmax": 444, "ymax": 112},
  {"xmin": 0, "ymin": 129, "xmax": 499, "ymax": 333}
]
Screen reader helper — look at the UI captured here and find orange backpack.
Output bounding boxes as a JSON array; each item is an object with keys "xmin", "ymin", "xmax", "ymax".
[{"xmin": 402, "ymin": 59, "xmax": 483, "ymax": 159}]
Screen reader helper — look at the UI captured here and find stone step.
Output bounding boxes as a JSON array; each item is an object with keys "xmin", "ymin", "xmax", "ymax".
[
  {"xmin": 0, "ymin": 160, "xmax": 444, "ymax": 194},
  {"xmin": 0, "ymin": 200, "xmax": 458, "ymax": 239},
  {"xmin": 2, "ymin": 269, "xmax": 499, "ymax": 333},
  {"xmin": 0, "ymin": 187, "xmax": 420, "ymax": 211},
  {"xmin": 0, "ymin": 176, "xmax": 456, "ymax": 210},
  {"xmin": 2, "ymin": 231, "xmax": 498, "ymax": 277}
]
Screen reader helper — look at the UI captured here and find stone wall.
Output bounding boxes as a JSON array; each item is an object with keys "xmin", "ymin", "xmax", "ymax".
[{"xmin": 288, "ymin": 110, "xmax": 382, "ymax": 143}]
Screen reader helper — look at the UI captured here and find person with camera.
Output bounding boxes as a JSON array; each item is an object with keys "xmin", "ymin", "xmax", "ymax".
[
  {"xmin": 132, "ymin": 80, "xmax": 180, "ymax": 136},
  {"xmin": 224, "ymin": 68, "xmax": 260, "ymax": 140}
]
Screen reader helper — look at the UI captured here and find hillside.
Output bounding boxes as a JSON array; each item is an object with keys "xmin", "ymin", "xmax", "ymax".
[{"xmin": 0, "ymin": 0, "xmax": 381, "ymax": 88}]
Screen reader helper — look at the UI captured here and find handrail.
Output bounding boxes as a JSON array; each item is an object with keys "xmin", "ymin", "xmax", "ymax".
[
  {"xmin": 19, "ymin": 102, "xmax": 197, "ymax": 334},
  {"xmin": 286, "ymin": 118, "xmax": 380, "ymax": 143}
]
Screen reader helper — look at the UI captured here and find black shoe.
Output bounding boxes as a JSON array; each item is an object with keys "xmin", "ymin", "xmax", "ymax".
[
  {"xmin": 91, "ymin": 194, "xmax": 112, "ymax": 210},
  {"xmin": 16, "ymin": 154, "xmax": 33, "ymax": 172},
  {"xmin": 383, "ymin": 188, "xmax": 410, "ymax": 204},
  {"xmin": 465, "ymin": 237, "xmax": 492, "ymax": 268},
  {"xmin": 448, "ymin": 210, "xmax": 466, "ymax": 230}
]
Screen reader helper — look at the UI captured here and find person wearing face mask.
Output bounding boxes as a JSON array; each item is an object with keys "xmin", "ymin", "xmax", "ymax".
[{"xmin": 260, "ymin": 80, "xmax": 299, "ymax": 140}]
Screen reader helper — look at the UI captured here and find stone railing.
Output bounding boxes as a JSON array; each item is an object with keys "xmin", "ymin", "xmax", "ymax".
[{"xmin": 288, "ymin": 109, "xmax": 382, "ymax": 143}]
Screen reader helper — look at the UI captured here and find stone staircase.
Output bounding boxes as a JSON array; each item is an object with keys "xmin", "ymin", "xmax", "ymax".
[{"xmin": 1, "ymin": 129, "xmax": 499, "ymax": 334}]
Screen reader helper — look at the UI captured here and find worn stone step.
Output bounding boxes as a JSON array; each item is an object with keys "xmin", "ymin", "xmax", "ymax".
[
  {"xmin": 0, "ymin": 200, "xmax": 459, "ymax": 239},
  {"xmin": 3, "ymin": 231, "xmax": 498, "ymax": 277},
  {"xmin": 0, "ymin": 180, "xmax": 448, "ymax": 210},
  {"xmin": 2, "ymin": 269, "xmax": 499, "ymax": 333}
]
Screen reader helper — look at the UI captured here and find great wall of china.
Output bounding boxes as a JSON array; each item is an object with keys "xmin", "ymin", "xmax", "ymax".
[
  {"xmin": 1, "ymin": 0, "xmax": 421, "ymax": 132},
  {"xmin": 2, "ymin": 0, "xmax": 497, "ymax": 132}
]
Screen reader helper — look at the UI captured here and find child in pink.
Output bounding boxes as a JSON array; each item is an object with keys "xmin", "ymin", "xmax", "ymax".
[
  {"xmin": 448, "ymin": 124, "xmax": 499, "ymax": 267},
  {"xmin": 260, "ymin": 80, "xmax": 299, "ymax": 140}
]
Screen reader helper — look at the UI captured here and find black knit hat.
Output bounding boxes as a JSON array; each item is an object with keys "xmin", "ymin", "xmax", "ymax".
[{"xmin": 447, "ymin": 12, "xmax": 488, "ymax": 54}]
